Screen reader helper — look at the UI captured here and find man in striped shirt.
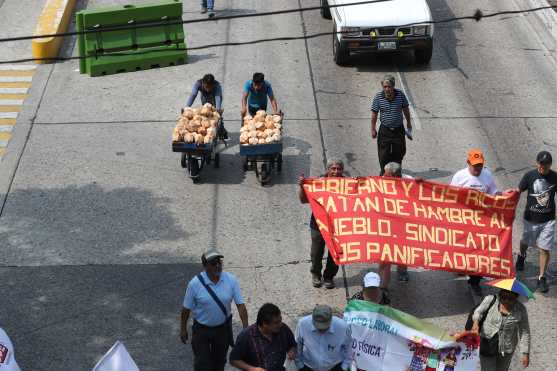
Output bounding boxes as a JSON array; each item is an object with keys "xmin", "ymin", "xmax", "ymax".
[{"xmin": 371, "ymin": 75, "xmax": 412, "ymax": 175}]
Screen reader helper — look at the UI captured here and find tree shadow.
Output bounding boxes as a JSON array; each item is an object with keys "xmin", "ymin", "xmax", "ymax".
[
  {"xmin": 0, "ymin": 183, "xmax": 185, "ymax": 265},
  {"xmin": 0, "ymin": 263, "xmax": 203, "ymax": 370}
]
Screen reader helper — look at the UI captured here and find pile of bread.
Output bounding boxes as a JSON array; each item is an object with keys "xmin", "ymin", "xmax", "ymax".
[
  {"xmin": 172, "ymin": 103, "xmax": 220, "ymax": 145},
  {"xmin": 240, "ymin": 110, "xmax": 283, "ymax": 145}
]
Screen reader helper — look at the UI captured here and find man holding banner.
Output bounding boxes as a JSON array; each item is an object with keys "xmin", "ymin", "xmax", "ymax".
[{"xmin": 450, "ymin": 149, "xmax": 499, "ymax": 296}]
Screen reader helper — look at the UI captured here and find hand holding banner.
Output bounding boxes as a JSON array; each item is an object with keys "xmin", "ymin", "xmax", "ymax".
[{"xmin": 303, "ymin": 177, "xmax": 519, "ymax": 278}]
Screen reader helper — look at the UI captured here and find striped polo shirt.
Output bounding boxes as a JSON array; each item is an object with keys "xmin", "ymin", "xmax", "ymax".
[{"xmin": 371, "ymin": 89, "xmax": 409, "ymax": 128}]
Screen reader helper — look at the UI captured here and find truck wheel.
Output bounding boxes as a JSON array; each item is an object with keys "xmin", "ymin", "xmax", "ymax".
[
  {"xmin": 415, "ymin": 45, "xmax": 433, "ymax": 65},
  {"xmin": 333, "ymin": 25, "xmax": 349, "ymax": 66},
  {"xmin": 320, "ymin": 0, "xmax": 331, "ymax": 19}
]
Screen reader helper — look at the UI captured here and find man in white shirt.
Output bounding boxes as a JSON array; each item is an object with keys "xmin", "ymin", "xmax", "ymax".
[
  {"xmin": 450, "ymin": 149, "xmax": 499, "ymax": 296},
  {"xmin": 0, "ymin": 327, "xmax": 20, "ymax": 371},
  {"xmin": 295, "ymin": 305, "xmax": 352, "ymax": 371}
]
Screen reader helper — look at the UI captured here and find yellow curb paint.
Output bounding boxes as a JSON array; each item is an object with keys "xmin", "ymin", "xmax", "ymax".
[
  {"xmin": 0, "ymin": 148, "xmax": 5, "ymax": 157},
  {"xmin": 0, "ymin": 94, "xmax": 27, "ymax": 100},
  {"xmin": 0, "ymin": 119, "xmax": 16, "ymax": 125},
  {"xmin": 0, "ymin": 132, "xmax": 11, "ymax": 141},
  {"xmin": 0, "ymin": 82, "xmax": 32, "ymax": 88},
  {"xmin": 0, "ymin": 70, "xmax": 35, "ymax": 77},
  {"xmin": 32, "ymin": 0, "xmax": 77, "ymax": 64},
  {"xmin": 0, "ymin": 106, "xmax": 21, "ymax": 112}
]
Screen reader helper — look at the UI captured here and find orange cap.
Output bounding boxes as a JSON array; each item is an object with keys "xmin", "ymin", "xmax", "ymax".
[{"xmin": 467, "ymin": 149, "xmax": 485, "ymax": 165}]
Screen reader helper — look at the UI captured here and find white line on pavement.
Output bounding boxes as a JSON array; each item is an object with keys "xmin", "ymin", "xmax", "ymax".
[
  {"xmin": 0, "ymin": 140, "xmax": 8, "ymax": 147},
  {"xmin": 0, "ymin": 88, "xmax": 29, "ymax": 94},
  {"xmin": 395, "ymin": 68, "xmax": 422, "ymax": 131},
  {"xmin": 0, "ymin": 112, "xmax": 18, "ymax": 119},
  {"xmin": 0, "ymin": 65, "xmax": 37, "ymax": 71},
  {"xmin": 0, "ymin": 125, "xmax": 14, "ymax": 132},
  {"xmin": 0, "ymin": 77, "xmax": 33, "ymax": 82},
  {"xmin": 0, "ymin": 100, "xmax": 23, "ymax": 106}
]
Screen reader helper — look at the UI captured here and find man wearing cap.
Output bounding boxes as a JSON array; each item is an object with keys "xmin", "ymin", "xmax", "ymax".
[
  {"xmin": 294, "ymin": 305, "xmax": 352, "ymax": 371},
  {"xmin": 180, "ymin": 248, "xmax": 249, "ymax": 371},
  {"xmin": 451, "ymin": 149, "xmax": 499, "ymax": 296},
  {"xmin": 350, "ymin": 272, "xmax": 384, "ymax": 304},
  {"xmin": 515, "ymin": 151, "xmax": 557, "ymax": 293},
  {"xmin": 371, "ymin": 75, "xmax": 412, "ymax": 175}
]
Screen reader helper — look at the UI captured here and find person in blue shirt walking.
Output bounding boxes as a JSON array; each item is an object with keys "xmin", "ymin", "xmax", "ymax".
[
  {"xmin": 185, "ymin": 73, "xmax": 228, "ymax": 139},
  {"xmin": 241, "ymin": 72, "xmax": 279, "ymax": 117},
  {"xmin": 200, "ymin": 0, "xmax": 216, "ymax": 18},
  {"xmin": 295, "ymin": 305, "xmax": 352, "ymax": 371},
  {"xmin": 180, "ymin": 248, "xmax": 249, "ymax": 371}
]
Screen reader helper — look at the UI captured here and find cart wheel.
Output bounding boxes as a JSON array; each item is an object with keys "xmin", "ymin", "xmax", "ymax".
[
  {"xmin": 214, "ymin": 153, "xmax": 220, "ymax": 168},
  {"xmin": 259, "ymin": 163, "xmax": 270, "ymax": 185},
  {"xmin": 277, "ymin": 154, "xmax": 283, "ymax": 172},
  {"xmin": 243, "ymin": 158, "xmax": 249, "ymax": 171},
  {"xmin": 188, "ymin": 156, "xmax": 200, "ymax": 182},
  {"xmin": 181, "ymin": 153, "xmax": 187, "ymax": 168}
]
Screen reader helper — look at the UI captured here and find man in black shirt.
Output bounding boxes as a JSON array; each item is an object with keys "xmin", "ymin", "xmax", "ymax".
[
  {"xmin": 230, "ymin": 303, "xmax": 296, "ymax": 371},
  {"xmin": 516, "ymin": 151, "xmax": 557, "ymax": 293}
]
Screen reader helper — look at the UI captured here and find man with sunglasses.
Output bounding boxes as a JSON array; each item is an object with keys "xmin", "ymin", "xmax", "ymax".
[{"xmin": 180, "ymin": 248, "xmax": 249, "ymax": 371}]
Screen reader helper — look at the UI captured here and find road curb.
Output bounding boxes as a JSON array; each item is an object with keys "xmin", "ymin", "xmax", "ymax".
[
  {"xmin": 32, "ymin": 0, "xmax": 77, "ymax": 64},
  {"xmin": 525, "ymin": 0, "xmax": 557, "ymax": 42}
]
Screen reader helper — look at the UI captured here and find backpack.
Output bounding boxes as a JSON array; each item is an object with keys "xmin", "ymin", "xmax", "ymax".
[{"xmin": 464, "ymin": 295, "xmax": 496, "ymax": 331}]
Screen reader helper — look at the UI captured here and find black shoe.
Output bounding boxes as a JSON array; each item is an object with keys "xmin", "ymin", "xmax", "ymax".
[
  {"xmin": 470, "ymin": 283, "xmax": 483, "ymax": 296},
  {"xmin": 537, "ymin": 276, "xmax": 549, "ymax": 293},
  {"xmin": 323, "ymin": 278, "xmax": 335, "ymax": 289},
  {"xmin": 380, "ymin": 288, "xmax": 391, "ymax": 305},
  {"xmin": 312, "ymin": 275, "xmax": 322, "ymax": 288},
  {"xmin": 516, "ymin": 254, "xmax": 526, "ymax": 271},
  {"xmin": 398, "ymin": 271, "xmax": 410, "ymax": 283},
  {"xmin": 208, "ymin": 11, "xmax": 215, "ymax": 18}
]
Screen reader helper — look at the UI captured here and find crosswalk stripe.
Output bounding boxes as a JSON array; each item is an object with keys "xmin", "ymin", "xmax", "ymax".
[
  {"xmin": 0, "ymin": 119, "xmax": 16, "ymax": 125},
  {"xmin": 0, "ymin": 88, "xmax": 29, "ymax": 94},
  {"xmin": 0, "ymin": 70, "xmax": 35, "ymax": 77},
  {"xmin": 0, "ymin": 82, "xmax": 32, "ymax": 88},
  {"xmin": 0, "ymin": 77, "xmax": 33, "ymax": 83},
  {"xmin": 0, "ymin": 106, "xmax": 21, "ymax": 112},
  {"xmin": 0, "ymin": 94, "xmax": 27, "ymax": 100},
  {"xmin": 0, "ymin": 65, "xmax": 37, "ymax": 71},
  {"xmin": 0, "ymin": 125, "xmax": 14, "ymax": 132},
  {"xmin": 0, "ymin": 100, "xmax": 24, "ymax": 106},
  {"xmin": 0, "ymin": 112, "xmax": 18, "ymax": 118},
  {"xmin": 0, "ymin": 132, "xmax": 11, "ymax": 142},
  {"xmin": 0, "ymin": 140, "xmax": 8, "ymax": 147},
  {"xmin": 0, "ymin": 148, "xmax": 5, "ymax": 157}
]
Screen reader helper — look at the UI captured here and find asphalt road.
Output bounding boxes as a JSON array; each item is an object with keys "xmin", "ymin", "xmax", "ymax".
[{"xmin": 1, "ymin": 0, "xmax": 557, "ymax": 370}]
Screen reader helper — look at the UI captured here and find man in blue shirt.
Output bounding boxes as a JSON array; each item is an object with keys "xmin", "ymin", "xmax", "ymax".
[
  {"xmin": 295, "ymin": 305, "xmax": 352, "ymax": 371},
  {"xmin": 180, "ymin": 248, "xmax": 249, "ymax": 371},
  {"xmin": 370, "ymin": 75, "xmax": 412, "ymax": 175},
  {"xmin": 241, "ymin": 72, "xmax": 279, "ymax": 117}
]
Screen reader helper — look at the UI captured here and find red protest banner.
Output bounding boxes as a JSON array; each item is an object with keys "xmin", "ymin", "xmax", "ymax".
[{"xmin": 303, "ymin": 177, "xmax": 519, "ymax": 278}]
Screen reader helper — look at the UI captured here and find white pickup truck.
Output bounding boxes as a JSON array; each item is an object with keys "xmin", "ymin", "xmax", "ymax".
[{"xmin": 321, "ymin": 0, "xmax": 434, "ymax": 65}]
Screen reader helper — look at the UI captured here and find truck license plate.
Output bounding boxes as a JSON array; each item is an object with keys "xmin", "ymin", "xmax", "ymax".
[{"xmin": 378, "ymin": 41, "xmax": 397, "ymax": 50}]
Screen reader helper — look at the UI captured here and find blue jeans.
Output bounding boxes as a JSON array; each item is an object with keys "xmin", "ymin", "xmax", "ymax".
[{"xmin": 201, "ymin": 0, "xmax": 214, "ymax": 10}]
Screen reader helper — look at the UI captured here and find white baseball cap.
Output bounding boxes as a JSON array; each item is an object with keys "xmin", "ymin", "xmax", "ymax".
[{"xmin": 363, "ymin": 272, "xmax": 381, "ymax": 288}]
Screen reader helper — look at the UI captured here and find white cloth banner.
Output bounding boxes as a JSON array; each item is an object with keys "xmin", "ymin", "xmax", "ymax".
[
  {"xmin": 92, "ymin": 341, "xmax": 140, "ymax": 371},
  {"xmin": 344, "ymin": 300, "xmax": 480, "ymax": 371}
]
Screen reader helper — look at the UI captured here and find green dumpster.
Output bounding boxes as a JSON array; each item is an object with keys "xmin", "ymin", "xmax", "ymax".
[{"xmin": 76, "ymin": 0, "xmax": 186, "ymax": 76}]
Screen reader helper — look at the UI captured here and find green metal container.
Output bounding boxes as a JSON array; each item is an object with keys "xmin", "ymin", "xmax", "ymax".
[{"xmin": 76, "ymin": 0, "xmax": 186, "ymax": 76}]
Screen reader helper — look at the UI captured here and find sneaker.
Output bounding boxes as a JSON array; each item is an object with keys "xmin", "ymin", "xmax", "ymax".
[
  {"xmin": 312, "ymin": 275, "xmax": 322, "ymax": 288},
  {"xmin": 380, "ymin": 288, "xmax": 391, "ymax": 305},
  {"xmin": 200, "ymin": 7, "xmax": 207, "ymax": 13},
  {"xmin": 208, "ymin": 11, "xmax": 215, "ymax": 18},
  {"xmin": 398, "ymin": 271, "xmax": 410, "ymax": 283},
  {"xmin": 537, "ymin": 276, "xmax": 549, "ymax": 293},
  {"xmin": 470, "ymin": 283, "xmax": 483, "ymax": 296},
  {"xmin": 323, "ymin": 278, "xmax": 335, "ymax": 289},
  {"xmin": 516, "ymin": 254, "xmax": 526, "ymax": 271}
]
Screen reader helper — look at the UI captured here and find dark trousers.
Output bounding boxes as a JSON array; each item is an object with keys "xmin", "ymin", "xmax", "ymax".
[
  {"xmin": 310, "ymin": 228, "xmax": 339, "ymax": 279},
  {"xmin": 191, "ymin": 321, "xmax": 229, "ymax": 371},
  {"xmin": 300, "ymin": 363, "xmax": 343, "ymax": 371},
  {"xmin": 377, "ymin": 125, "xmax": 406, "ymax": 175}
]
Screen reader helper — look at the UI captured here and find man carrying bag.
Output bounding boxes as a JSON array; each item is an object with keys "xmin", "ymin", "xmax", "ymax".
[{"xmin": 180, "ymin": 248, "xmax": 249, "ymax": 371}]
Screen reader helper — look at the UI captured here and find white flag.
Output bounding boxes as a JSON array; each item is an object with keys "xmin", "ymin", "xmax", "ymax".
[{"xmin": 92, "ymin": 341, "xmax": 140, "ymax": 371}]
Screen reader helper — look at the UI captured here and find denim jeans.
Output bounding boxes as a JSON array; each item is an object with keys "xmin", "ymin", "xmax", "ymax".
[{"xmin": 201, "ymin": 0, "xmax": 215, "ymax": 10}]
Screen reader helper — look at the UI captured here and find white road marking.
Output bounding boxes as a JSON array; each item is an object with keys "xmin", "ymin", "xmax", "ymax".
[
  {"xmin": 0, "ymin": 112, "xmax": 18, "ymax": 119},
  {"xmin": 0, "ymin": 125, "xmax": 14, "ymax": 132},
  {"xmin": 0, "ymin": 88, "xmax": 29, "ymax": 94},
  {"xmin": 0, "ymin": 65, "xmax": 37, "ymax": 71},
  {"xmin": 0, "ymin": 76, "xmax": 33, "ymax": 82},
  {"xmin": 395, "ymin": 68, "xmax": 422, "ymax": 131},
  {"xmin": 0, "ymin": 100, "xmax": 24, "ymax": 105},
  {"xmin": 0, "ymin": 140, "xmax": 8, "ymax": 147}
]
